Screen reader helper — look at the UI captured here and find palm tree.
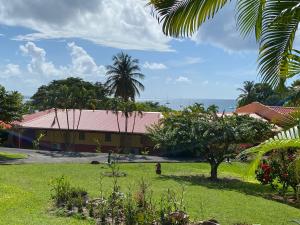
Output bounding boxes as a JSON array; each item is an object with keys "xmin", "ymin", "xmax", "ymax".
[
  {"xmin": 105, "ymin": 52, "xmax": 145, "ymax": 103},
  {"xmin": 105, "ymin": 52, "xmax": 145, "ymax": 149},
  {"xmin": 149, "ymin": 0, "xmax": 300, "ymax": 87},
  {"xmin": 236, "ymin": 81, "xmax": 256, "ymax": 107},
  {"xmin": 105, "ymin": 52, "xmax": 145, "ymax": 151}
]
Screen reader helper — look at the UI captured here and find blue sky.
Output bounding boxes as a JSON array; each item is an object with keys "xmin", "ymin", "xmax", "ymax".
[{"xmin": 0, "ymin": 0, "xmax": 261, "ymax": 100}]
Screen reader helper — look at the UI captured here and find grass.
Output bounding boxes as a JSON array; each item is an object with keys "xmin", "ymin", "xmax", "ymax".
[
  {"xmin": 0, "ymin": 151, "xmax": 27, "ymax": 161},
  {"xmin": 0, "ymin": 162, "xmax": 299, "ymax": 225}
]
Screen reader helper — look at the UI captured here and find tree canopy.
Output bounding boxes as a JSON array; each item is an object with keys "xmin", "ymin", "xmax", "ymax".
[
  {"xmin": 105, "ymin": 52, "xmax": 145, "ymax": 102},
  {"xmin": 30, "ymin": 77, "xmax": 108, "ymax": 111},
  {"xmin": 236, "ymin": 81, "xmax": 283, "ymax": 107},
  {"xmin": 0, "ymin": 85, "xmax": 24, "ymax": 123},
  {"xmin": 148, "ymin": 103, "xmax": 273, "ymax": 180}
]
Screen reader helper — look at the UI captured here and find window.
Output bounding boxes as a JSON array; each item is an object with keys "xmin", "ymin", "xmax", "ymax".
[
  {"xmin": 79, "ymin": 132, "xmax": 85, "ymax": 141},
  {"xmin": 105, "ymin": 133, "xmax": 112, "ymax": 142}
]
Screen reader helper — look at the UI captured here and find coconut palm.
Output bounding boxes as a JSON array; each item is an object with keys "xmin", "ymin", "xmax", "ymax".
[
  {"xmin": 149, "ymin": 0, "xmax": 300, "ymax": 87},
  {"xmin": 105, "ymin": 52, "xmax": 145, "ymax": 102},
  {"xmin": 105, "ymin": 52, "xmax": 145, "ymax": 138},
  {"xmin": 237, "ymin": 81, "xmax": 256, "ymax": 107}
]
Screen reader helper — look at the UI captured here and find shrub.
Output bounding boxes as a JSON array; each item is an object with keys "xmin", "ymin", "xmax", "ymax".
[
  {"xmin": 256, "ymin": 150, "xmax": 300, "ymax": 196},
  {"xmin": 50, "ymin": 176, "xmax": 87, "ymax": 211}
]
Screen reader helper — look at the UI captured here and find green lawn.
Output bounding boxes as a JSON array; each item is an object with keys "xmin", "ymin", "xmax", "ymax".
[
  {"xmin": 0, "ymin": 151, "xmax": 27, "ymax": 161},
  {"xmin": 0, "ymin": 163, "xmax": 299, "ymax": 225}
]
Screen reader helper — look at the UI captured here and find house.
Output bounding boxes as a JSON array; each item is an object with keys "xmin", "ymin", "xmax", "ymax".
[
  {"xmin": 9, "ymin": 109, "xmax": 162, "ymax": 153},
  {"xmin": 235, "ymin": 102, "xmax": 297, "ymax": 127}
]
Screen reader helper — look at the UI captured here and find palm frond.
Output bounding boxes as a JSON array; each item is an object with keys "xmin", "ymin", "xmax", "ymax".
[
  {"xmin": 149, "ymin": 0, "xmax": 229, "ymax": 37},
  {"xmin": 236, "ymin": 0, "xmax": 266, "ymax": 40},
  {"xmin": 259, "ymin": 0, "xmax": 300, "ymax": 87},
  {"xmin": 240, "ymin": 125, "xmax": 300, "ymax": 176}
]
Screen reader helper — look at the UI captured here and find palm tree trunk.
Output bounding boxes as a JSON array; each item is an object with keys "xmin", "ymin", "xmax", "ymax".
[
  {"xmin": 54, "ymin": 108, "xmax": 64, "ymax": 151},
  {"xmin": 76, "ymin": 109, "xmax": 82, "ymax": 130},
  {"xmin": 116, "ymin": 111, "xmax": 121, "ymax": 133},
  {"xmin": 132, "ymin": 111, "xmax": 137, "ymax": 133},
  {"xmin": 72, "ymin": 109, "xmax": 76, "ymax": 151},
  {"xmin": 65, "ymin": 109, "xmax": 70, "ymax": 151}
]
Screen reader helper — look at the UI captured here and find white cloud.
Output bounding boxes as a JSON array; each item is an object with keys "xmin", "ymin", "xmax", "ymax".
[
  {"xmin": 143, "ymin": 61, "xmax": 167, "ymax": 70},
  {"xmin": 191, "ymin": 3, "xmax": 257, "ymax": 53},
  {"xmin": 20, "ymin": 42, "xmax": 63, "ymax": 77},
  {"xmin": 175, "ymin": 76, "xmax": 191, "ymax": 83},
  {"xmin": 4, "ymin": 63, "xmax": 21, "ymax": 75},
  {"xmin": 184, "ymin": 57, "xmax": 204, "ymax": 65},
  {"xmin": 0, "ymin": 41, "xmax": 106, "ymax": 94},
  {"xmin": 0, "ymin": 0, "xmax": 170, "ymax": 51},
  {"xmin": 67, "ymin": 42, "xmax": 105, "ymax": 77}
]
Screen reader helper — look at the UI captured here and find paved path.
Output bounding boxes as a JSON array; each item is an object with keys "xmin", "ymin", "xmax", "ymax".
[{"xmin": 0, "ymin": 147, "xmax": 188, "ymax": 164}]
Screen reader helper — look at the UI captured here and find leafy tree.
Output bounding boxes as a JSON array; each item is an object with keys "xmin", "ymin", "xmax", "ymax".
[
  {"xmin": 237, "ymin": 81, "xmax": 283, "ymax": 107},
  {"xmin": 30, "ymin": 77, "xmax": 108, "ymax": 111},
  {"xmin": 284, "ymin": 80, "xmax": 300, "ymax": 106},
  {"xmin": 32, "ymin": 78, "xmax": 100, "ymax": 150},
  {"xmin": 149, "ymin": 0, "xmax": 300, "ymax": 87},
  {"xmin": 148, "ymin": 104, "xmax": 273, "ymax": 180},
  {"xmin": 0, "ymin": 85, "xmax": 24, "ymax": 123},
  {"xmin": 135, "ymin": 101, "xmax": 172, "ymax": 112}
]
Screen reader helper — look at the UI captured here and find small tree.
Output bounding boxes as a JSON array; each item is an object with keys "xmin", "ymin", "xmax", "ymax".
[
  {"xmin": 0, "ymin": 85, "xmax": 24, "ymax": 123},
  {"xmin": 149, "ymin": 104, "xmax": 273, "ymax": 180}
]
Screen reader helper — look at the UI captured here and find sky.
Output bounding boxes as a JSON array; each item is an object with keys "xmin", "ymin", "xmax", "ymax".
[{"xmin": 0, "ymin": 0, "xmax": 262, "ymax": 100}]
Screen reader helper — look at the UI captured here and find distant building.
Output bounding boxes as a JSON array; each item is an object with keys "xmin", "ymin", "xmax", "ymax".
[
  {"xmin": 9, "ymin": 109, "xmax": 162, "ymax": 153},
  {"xmin": 235, "ymin": 102, "xmax": 297, "ymax": 127}
]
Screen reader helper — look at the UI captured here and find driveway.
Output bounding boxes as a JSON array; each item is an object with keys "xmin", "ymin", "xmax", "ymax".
[{"xmin": 0, "ymin": 147, "xmax": 187, "ymax": 164}]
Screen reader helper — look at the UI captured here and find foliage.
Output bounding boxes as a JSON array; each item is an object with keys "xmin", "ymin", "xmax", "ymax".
[
  {"xmin": 241, "ymin": 124, "xmax": 300, "ymax": 177},
  {"xmin": 0, "ymin": 85, "xmax": 24, "ymax": 123},
  {"xmin": 148, "ymin": 103, "xmax": 273, "ymax": 180},
  {"xmin": 136, "ymin": 101, "xmax": 172, "ymax": 112},
  {"xmin": 50, "ymin": 175, "xmax": 87, "ymax": 212},
  {"xmin": 236, "ymin": 81, "xmax": 283, "ymax": 107},
  {"xmin": 53, "ymin": 165, "xmax": 189, "ymax": 225},
  {"xmin": 256, "ymin": 150, "xmax": 300, "ymax": 197},
  {"xmin": 32, "ymin": 132, "xmax": 46, "ymax": 150},
  {"xmin": 105, "ymin": 52, "xmax": 145, "ymax": 102},
  {"xmin": 149, "ymin": 0, "xmax": 300, "ymax": 87},
  {"xmin": 30, "ymin": 77, "xmax": 104, "ymax": 150},
  {"xmin": 30, "ymin": 77, "xmax": 108, "ymax": 111}
]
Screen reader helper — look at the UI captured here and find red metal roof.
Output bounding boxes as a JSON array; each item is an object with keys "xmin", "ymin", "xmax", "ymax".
[
  {"xmin": 268, "ymin": 106, "xmax": 296, "ymax": 115},
  {"xmin": 235, "ymin": 102, "xmax": 297, "ymax": 126},
  {"xmin": 16, "ymin": 109, "xmax": 162, "ymax": 134}
]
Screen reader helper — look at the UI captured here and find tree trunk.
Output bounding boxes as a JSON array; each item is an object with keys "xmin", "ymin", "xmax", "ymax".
[
  {"xmin": 72, "ymin": 109, "xmax": 75, "ymax": 150},
  {"xmin": 132, "ymin": 111, "xmax": 136, "ymax": 133},
  {"xmin": 210, "ymin": 162, "xmax": 219, "ymax": 181},
  {"xmin": 65, "ymin": 109, "xmax": 71, "ymax": 151}
]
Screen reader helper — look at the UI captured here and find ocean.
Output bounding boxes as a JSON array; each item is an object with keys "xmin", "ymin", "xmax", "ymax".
[{"xmin": 138, "ymin": 98, "xmax": 237, "ymax": 112}]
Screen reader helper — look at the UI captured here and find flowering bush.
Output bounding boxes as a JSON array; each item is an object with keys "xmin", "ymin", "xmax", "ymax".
[{"xmin": 256, "ymin": 150, "xmax": 299, "ymax": 196}]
